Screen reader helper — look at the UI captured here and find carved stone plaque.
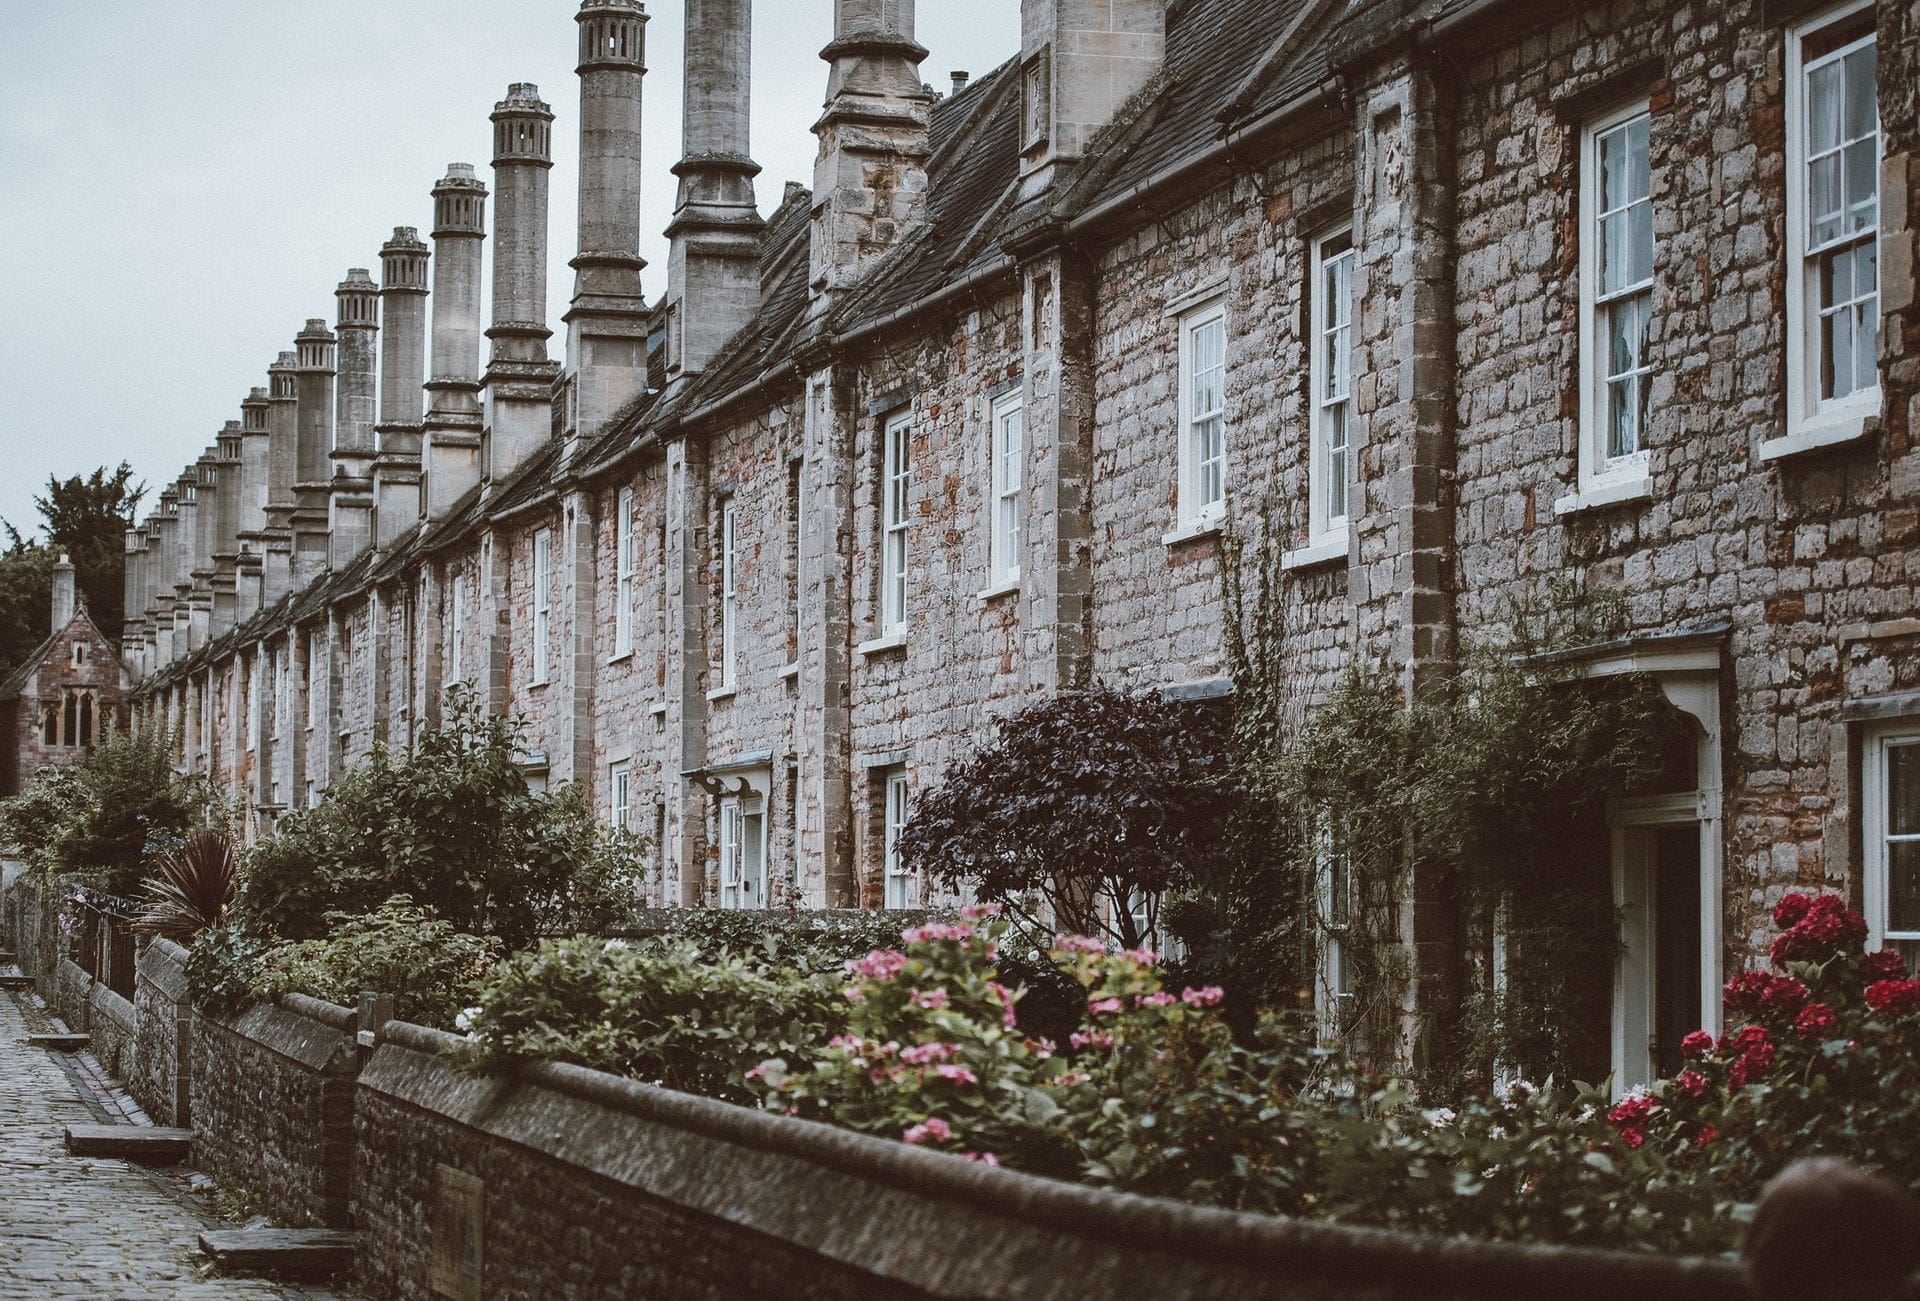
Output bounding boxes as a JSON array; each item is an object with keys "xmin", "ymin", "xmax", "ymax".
[{"xmin": 430, "ymin": 1164, "xmax": 484, "ymax": 1301}]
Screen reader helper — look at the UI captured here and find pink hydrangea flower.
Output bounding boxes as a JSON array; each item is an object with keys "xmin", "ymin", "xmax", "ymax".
[
  {"xmin": 958, "ymin": 902, "xmax": 1002, "ymax": 921},
  {"xmin": 934, "ymin": 1064, "xmax": 978, "ymax": 1085},
  {"xmin": 960, "ymin": 1151, "xmax": 1001, "ymax": 1166},
  {"xmin": 849, "ymin": 948, "xmax": 908, "ymax": 982},
  {"xmin": 1069, "ymin": 1030, "xmax": 1115, "ymax": 1051},
  {"xmin": 1088, "ymin": 997, "xmax": 1124, "ymax": 1016},
  {"xmin": 1135, "ymin": 992, "xmax": 1175, "ymax": 1008},
  {"xmin": 910, "ymin": 988, "xmax": 950, "ymax": 1011},
  {"xmin": 1124, "ymin": 947, "xmax": 1159, "ymax": 966},
  {"xmin": 843, "ymin": 985, "xmax": 865, "ymax": 1002},
  {"xmin": 900, "ymin": 1042, "xmax": 958, "ymax": 1066},
  {"xmin": 1180, "ymin": 985, "xmax": 1224, "ymax": 1008},
  {"xmin": 1053, "ymin": 935, "xmax": 1106, "ymax": 956},
  {"xmin": 902, "ymin": 922, "xmax": 975, "ymax": 945},
  {"xmin": 903, "ymin": 1117, "xmax": 952, "ymax": 1146}
]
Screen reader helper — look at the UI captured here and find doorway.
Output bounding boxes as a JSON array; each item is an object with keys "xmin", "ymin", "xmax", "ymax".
[{"xmin": 1612, "ymin": 796, "xmax": 1708, "ymax": 1088}]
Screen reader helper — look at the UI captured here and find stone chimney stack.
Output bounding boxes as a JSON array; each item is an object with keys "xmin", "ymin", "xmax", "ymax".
[
  {"xmin": 809, "ymin": 0, "xmax": 931, "ymax": 314},
  {"xmin": 292, "ymin": 319, "xmax": 338, "ymax": 585},
  {"xmin": 1015, "ymin": 0, "xmax": 1165, "ymax": 204},
  {"xmin": 424, "ymin": 164, "xmax": 488, "ymax": 521},
  {"xmin": 212, "ymin": 420, "xmax": 243, "ymax": 637},
  {"xmin": 187, "ymin": 449, "xmax": 218, "ymax": 649},
  {"xmin": 375, "ymin": 227, "xmax": 429, "ymax": 549},
  {"xmin": 236, "ymin": 387, "xmax": 271, "ymax": 620},
  {"xmin": 171, "ymin": 469, "xmax": 196, "ymax": 654},
  {"xmin": 122, "ymin": 528, "xmax": 146, "ymax": 673},
  {"xmin": 664, "ymin": 0, "xmax": 763, "ymax": 386},
  {"xmin": 50, "ymin": 553, "xmax": 74, "ymax": 633},
  {"xmin": 562, "ymin": 0, "xmax": 650, "ymax": 454},
  {"xmin": 332, "ymin": 269, "xmax": 380, "ymax": 566},
  {"xmin": 151, "ymin": 491, "xmax": 179, "ymax": 664},
  {"xmin": 486, "ymin": 83, "xmax": 562, "ymax": 481},
  {"xmin": 264, "ymin": 351, "xmax": 299, "ymax": 604}
]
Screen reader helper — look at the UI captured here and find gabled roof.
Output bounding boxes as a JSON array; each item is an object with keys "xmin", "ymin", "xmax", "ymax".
[{"xmin": 0, "ymin": 605, "xmax": 129, "ymax": 703}]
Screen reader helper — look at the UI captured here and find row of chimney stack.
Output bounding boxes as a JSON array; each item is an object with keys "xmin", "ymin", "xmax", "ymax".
[{"xmin": 122, "ymin": 0, "xmax": 1169, "ymax": 678}]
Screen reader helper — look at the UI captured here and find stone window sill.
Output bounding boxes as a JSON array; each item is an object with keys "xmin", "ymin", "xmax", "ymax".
[
  {"xmin": 1162, "ymin": 515, "xmax": 1224, "ymax": 549},
  {"xmin": 780, "ymin": 662, "xmax": 799, "ymax": 681},
  {"xmin": 859, "ymin": 631, "xmax": 908, "ymax": 658},
  {"xmin": 1552, "ymin": 474, "xmax": 1653, "ymax": 518},
  {"xmin": 1281, "ymin": 534, "xmax": 1347, "ymax": 571},
  {"xmin": 1759, "ymin": 413, "xmax": 1874, "ymax": 463},
  {"xmin": 525, "ymin": 680, "xmax": 548, "ymax": 692},
  {"xmin": 707, "ymin": 684, "xmax": 737, "ymax": 703},
  {"xmin": 648, "ymin": 702, "xmax": 666, "ymax": 717},
  {"xmin": 976, "ymin": 579, "xmax": 1019, "ymax": 604},
  {"xmin": 606, "ymin": 650, "xmax": 633, "ymax": 665}
]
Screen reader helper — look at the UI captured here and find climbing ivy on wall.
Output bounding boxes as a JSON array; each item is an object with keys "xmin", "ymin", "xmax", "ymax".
[{"xmin": 1208, "ymin": 500, "xmax": 1697, "ymax": 1089}]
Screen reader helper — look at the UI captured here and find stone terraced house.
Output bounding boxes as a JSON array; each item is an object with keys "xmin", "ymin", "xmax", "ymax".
[{"xmin": 100, "ymin": 0, "xmax": 1920, "ymax": 1087}]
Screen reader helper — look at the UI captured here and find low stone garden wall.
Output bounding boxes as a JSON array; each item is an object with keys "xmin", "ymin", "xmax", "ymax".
[
  {"xmin": 352, "ymin": 1021, "xmax": 1754, "ymax": 1301},
  {"xmin": 131, "ymin": 938, "xmax": 191, "ymax": 1126},
  {"xmin": 84, "ymin": 980, "xmax": 137, "ymax": 1078},
  {"xmin": 191, "ymin": 993, "xmax": 362, "ymax": 1229}
]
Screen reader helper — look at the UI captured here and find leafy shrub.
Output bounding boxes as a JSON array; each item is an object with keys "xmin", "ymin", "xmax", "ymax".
[
  {"xmin": 0, "ymin": 723, "xmax": 223, "ymax": 896},
  {"xmin": 132, "ymin": 829, "xmax": 235, "ymax": 940},
  {"xmin": 246, "ymin": 898, "xmax": 501, "ymax": 1030},
  {"xmin": 463, "ymin": 936, "xmax": 846, "ymax": 1103},
  {"xmin": 897, "ymin": 685, "xmax": 1234, "ymax": 948},
  {"xmin": 189, "ymin": 898, "xmax": 498, "ymax": 1030},
  {"xmin": 236, "ymin": 688, "xmax": 644, "ymax": 949},
  {"xmin": 1603, "ymin": 893, "xmax": 1920, "ymax": 1209}
]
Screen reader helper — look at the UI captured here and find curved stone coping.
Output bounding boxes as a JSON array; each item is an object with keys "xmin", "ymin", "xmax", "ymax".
[
  {"xmin": 135, "ymin": 938, "xmax": 191, "ymax": 1003},
  {"xmin": 372, "ymin": 1021, "xmax": 1751, "ymax": 1299},
  {"xmin": 201, "ymin": 995, "xmax": 358, "ymax": 1073}
]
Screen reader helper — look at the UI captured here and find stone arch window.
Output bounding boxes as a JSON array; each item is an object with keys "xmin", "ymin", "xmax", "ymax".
[
  {"xmin": 72, "ymin": 642, "xmax": 88, "ymax": 667},
  {"xmin": 41, "ymin": 705, "xmax": 57, "ymax": 747},
  {"xmin": 59, "ymin": 687, "xmax": 100, "ymax": 749}
]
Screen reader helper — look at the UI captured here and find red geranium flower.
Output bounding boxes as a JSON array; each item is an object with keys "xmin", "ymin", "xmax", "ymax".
[
  {"xmin": 1769, "ymin": 894, "xmax": 1868, "ymax": 964},
  {"xmin": 1673, "ymin": 1069, "xmax": 1709, "ymax": 1098},
  {"xmin": 1697, "ymin": 1124, "xmax": 1720, "ymax": 1146},
  {"xmin": 1680, "ymin": 1029, "xmax": 1715, "ymax": 1059},
  {"xmin": 1772, "ymin": 893, "xmax": 1814, "ymax": 929},
  {"xmin": 1866, "ymin": 949, "xmax": 1909, "ymax": 982}
]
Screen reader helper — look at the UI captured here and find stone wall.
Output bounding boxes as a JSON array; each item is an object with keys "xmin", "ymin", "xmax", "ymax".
[
  {"xmin": 191, "ymin": 993, "xmax": 360, "ymax": 1228},
  {"xmin": 131, "ymin": 938, "xmax": 192, "ymax": 1126},
  {"xmin": 353, "ymin": 1020, "xmax": 1752, "ymax": 1301},
  {"xmin": 85, "ymin": 982, "xmax": 137, "ymax": 1080}
]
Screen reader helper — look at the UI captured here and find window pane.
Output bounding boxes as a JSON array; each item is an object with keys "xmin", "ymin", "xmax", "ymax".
[
  {"xmin": 1845, "ymin": 138, "xmax": 1878, "ymax": 233},
  {"xmin": 1889, "ymin": 744, "xmax": 1920, "ymax": 835},
  {"xmin": 1890, "ymin": 841, "xmax": 1920, "ymax": 935},
  {"xmin": 1843, "ymin": 45, "xmax": 1876, "ymax": 142},
  {"xmin": 1628, "ymin": 198, "xmax": 1653, "ymax": 285},
  {"xmin": 1626, "ymin": 116, "xmax": 1650, "ymax": 201},
  {"xmin": 1810, "ymin": 154, "xmax": 1843, "ymax": 247},
  {"xmin": 1809, "ymin": 61, "xmax": 1842, "ymax": 153},
  {"xmin": 1856, "ymin": 290, "xmax": 1879, "ymax": 393},
  {"xmin": 1824, "ymin": 298, "xmax": 1853, "ymax": 400},
  {"xmin": 1600, "ymin": 125, "xmax": 1629, "ymax": 211}
]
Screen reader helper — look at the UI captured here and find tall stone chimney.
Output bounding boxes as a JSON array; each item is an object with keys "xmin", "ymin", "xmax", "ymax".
[
  {"xmin": 809, "ymin": 0, "xmax": 931, "ymax": 313},
  {"xmin": 486, "ymin": 84, "xmax": 562, "ymax": 481},
  {"xmin": 212, "ymin": 420, "xmax": 243, "ymax": 637},
  {"xmin": 375, "ymin": 227, "xmax": 429, "ymax": 548},
  {"xmin": 122, "ymin": 527, "xmax": 146, "ymax": 674},
  {"xmin": 151, "ymin": 491, "xmax": 178, "ymax": 664},
  {"xmin": 263, "ymin": 352, "xmax": 299, "ymax": 604},
  {"xmin": 332, "ymin": 269, "xmax": 379, "ymax": 565},
  {"xmin": 664, "ymin": 0, "xmax": 763, "ymax": 386},
  {"xmin": 50, "ymin": 553, "xmax": 74, "ymax": 633},
  {"xmin": 171, "ymin": 468, "xmax": 196, "ymax": 654},
  {"xmin": 292, "ymin": 319, "xmax": 337, "ymax": 585},
  {"xmin": 1016, "ymin": 0, "xmax": 1166, "ymax": 204},
  {"xmin": 236, "ymin": 386, "xmax": 271, "ymax": 621},
  {"xmin": 188, "ymin": 448, "xmax": 219, "ymax": 649},
  {"xmin": 424, "ymin": 165, "xmax": 488, "ymax": 521},
  {"xmin": 562, "ymin": 1, "xmax": 650, "ymax": 455}
]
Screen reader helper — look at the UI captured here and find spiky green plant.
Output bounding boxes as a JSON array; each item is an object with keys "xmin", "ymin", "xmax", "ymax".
[{"xmin": 132, "ymin": 829, "xmax": 235, "ymax": 940}]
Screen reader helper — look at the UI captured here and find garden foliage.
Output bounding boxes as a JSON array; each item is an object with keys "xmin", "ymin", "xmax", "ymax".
[
  {"xmin": 235, "ymin": 687, "xmax": 644, "ymax": 950},
  {"xmin": 896, "ymin": 685, "xmax": 1233, "ymax": 948},
  {"xmin": 0, "ymin": 722, "xmax": 222, "ymax": 896},
  {"xmin": 131, "ymin": 828, "xmax": 236, "ymax": 940}
]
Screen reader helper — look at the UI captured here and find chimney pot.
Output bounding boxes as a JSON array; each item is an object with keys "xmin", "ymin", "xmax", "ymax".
[
  {"xmin": 951, "ymin": 70, "xmax": 969, "ymax": 95},
  {"xmin": 51, "ymin": 553, "xmax": 74, "ymax": 633}
]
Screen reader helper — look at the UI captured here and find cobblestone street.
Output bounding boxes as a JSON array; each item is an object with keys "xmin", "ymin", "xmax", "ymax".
[{"xmin": 0, "ymin": 986, "xmax": 345, "ymax": 1300}]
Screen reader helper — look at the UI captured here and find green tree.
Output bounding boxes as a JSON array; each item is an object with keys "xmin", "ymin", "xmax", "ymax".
[
  {"xmin": 32, "ymin": 463, "xmax": 145, "ymax": 636},
  {"xmin": 0, "ymin": 541, "xmax": 58, "ymax": 681}
]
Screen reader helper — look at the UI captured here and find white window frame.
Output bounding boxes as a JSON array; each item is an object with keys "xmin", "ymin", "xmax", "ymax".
[
  {"xmin": 614, "ymin": 486, "xmax": 635, "ymax": 657},
  {"xmin": 883, "ymin": 769, "xmax": 914, "ymax": 909},
  {"xmin": 717, "ymin": 793, "xmax": 766, "ymax": 910},
  {"xmin": 881, "ymin": 412, "xmax": 911, "ymax": 637},
  {"xmin": 1575, "ymin": 99, "xmax": 1655, "ymax": 498},
  {"xmin": 609, "ymin": 760, "xmax": 632, "ymax": 832},
  {"xmin": 1175, "ymin": 297, "xmax": 1227, "ymax": 533},
  {"xmin": 530, "ymin": 527, "xmax": 551, "ymax": 684},
  {"xmin": 718, "ymin": 497, "xmax": 738, "ymax": 689},
  {"xmin": 1778, "ymin": 0, "xmax": 1881, "ymax": 454},
  {"xmin": 1863, "ymin": 720, "xmax": 1920, "ymax": 962},
  {"xmin": 988, "ymin": 390, "xmax": 1023, "ymax": 589},
  {"xmin": 1314, "ymin": 836, "xmax": 1356, "ymax": 1036},
  {"xmin": 1309, "ymin": 228, "xmax": 1355, "ymax": 548},
  {"xmin": 447, "ymin": 572, "xmax": 465, "ymax": 686},
  {"xmin": 304, "ymin": 632, "xmax": 320, "ymax": 731}
]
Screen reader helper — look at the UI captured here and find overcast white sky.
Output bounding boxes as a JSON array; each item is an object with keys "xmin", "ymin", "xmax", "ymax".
[{"xmin": 0, "ymin": 1, "xmax": 1019, "ymax": 540}]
